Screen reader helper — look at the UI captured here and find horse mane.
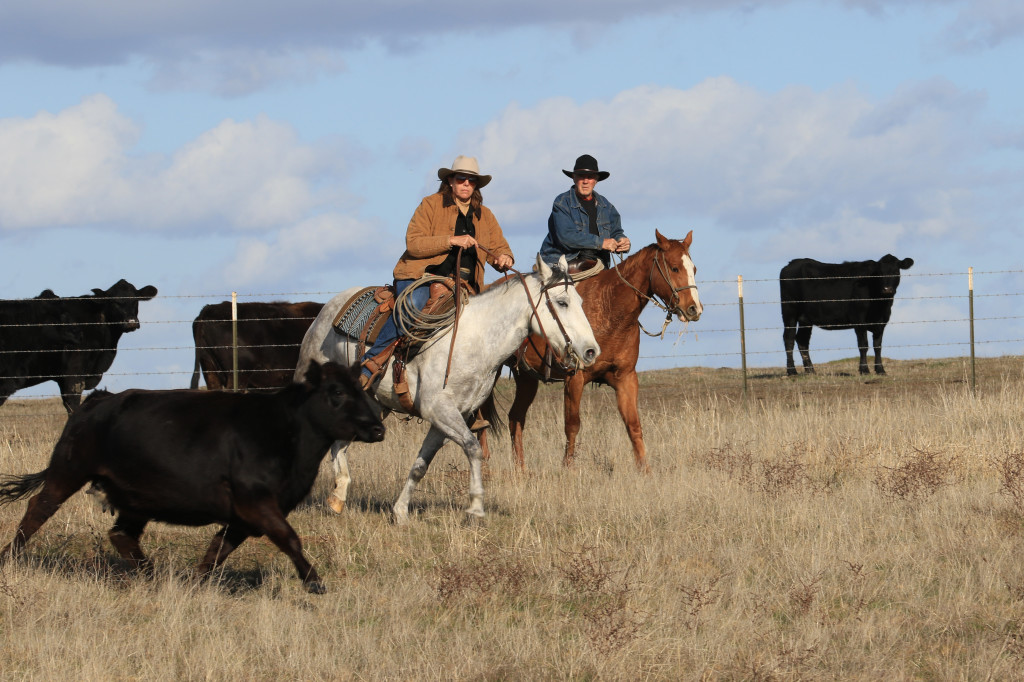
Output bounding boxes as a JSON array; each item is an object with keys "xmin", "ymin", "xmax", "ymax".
[{"xmin": 604, "ymin": 242, "xmax": 660, "ymax": 286}]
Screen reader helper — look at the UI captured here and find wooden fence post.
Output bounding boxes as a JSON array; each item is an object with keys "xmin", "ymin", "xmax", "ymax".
[
  {"xmin": 231, "ymin": 292, "xmax": 238, "ymax": 393},
  {"xmin": 738, "ymin": 275, "xmax": 747, "ymax": 398}
]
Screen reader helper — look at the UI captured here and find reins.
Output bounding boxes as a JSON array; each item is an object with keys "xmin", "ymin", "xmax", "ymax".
[
  {"xmin": 611, "ymin": 246, "xmax": 698, "ymax": 338},
  {"xmin": 477, "ymin": 245, "xmax": 585, "ymax": 375}
]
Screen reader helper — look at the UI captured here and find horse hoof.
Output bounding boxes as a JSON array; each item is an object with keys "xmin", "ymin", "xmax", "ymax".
[{"xmin": 328, "ymin": 496, "xmax": 345, "ymax": 514}]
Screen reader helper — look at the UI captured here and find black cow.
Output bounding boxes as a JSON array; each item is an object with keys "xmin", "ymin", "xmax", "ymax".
[
  {"xmin": 780, "ymin": 255, "xmax": 914, "ymax": 376},
  {"xmin": 0, "ymin": 361, "xmax": 385, "ymax": 594},
  {"xmin": 190, "ymin": 301, "xmax": 324, "ymax": 391},
  {"xmin": 0, "ymin": 279, "xmax": 158, "ymax": 413}
]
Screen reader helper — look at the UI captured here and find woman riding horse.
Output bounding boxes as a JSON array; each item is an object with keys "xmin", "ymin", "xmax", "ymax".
[{"xmin": 360, "ymin": 155, "xmax": 515, "ymax": 388}]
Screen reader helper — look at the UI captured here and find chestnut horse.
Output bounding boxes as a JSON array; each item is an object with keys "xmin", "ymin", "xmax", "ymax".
[{"xmin": 484, "ymin": 230, "xmax": 702, "ymax": 473}]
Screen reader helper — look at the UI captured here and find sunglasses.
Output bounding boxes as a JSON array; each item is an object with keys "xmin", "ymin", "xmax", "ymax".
[{"xmin": 452, "ymin": 174, "xmax": 478, "ymax": 185}]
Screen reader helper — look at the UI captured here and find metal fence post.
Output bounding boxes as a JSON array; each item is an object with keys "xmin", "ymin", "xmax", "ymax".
[
  {"xmin": 738, "ymin": 275, "xmax": 747, "ymax": 398},
  {"xmin": 231, "ymin": 291, "xmax": 239, "ymax": 393},
  {"xmin": 968, "ymin": 268, "xmax": 975, "ymax": 395}
]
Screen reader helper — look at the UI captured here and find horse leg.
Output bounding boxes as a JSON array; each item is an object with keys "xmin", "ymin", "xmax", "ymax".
[
  {"xmin": 562, "ymin": 372, "xmax": 586, "ymax": 468},
  {"xmin": 108, "ymin": 512, "xmax": 153, "ymax": 574},
  {"xmin": 326, "ymin": 440, "xmax": 353, "ymax": 514},
  {"xmin": 606, "ymin": 370, "xmax": 649, "ymax": 473},
  {"xmin": 507, "ymin": 371, "xmax": 539, "ymax": 471},
  {"xmin": 1, "ymin": 474, "xmax": 86, "ymax": 560},
  {"xmin": 393, "ymin": 427, "xmax": 448, "ymax": 524}
]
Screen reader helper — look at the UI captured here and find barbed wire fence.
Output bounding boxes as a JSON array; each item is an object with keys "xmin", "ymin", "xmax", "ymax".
[{"xmin": 1, "ymin": 268, "xmax": 1022, "ymax": 419}]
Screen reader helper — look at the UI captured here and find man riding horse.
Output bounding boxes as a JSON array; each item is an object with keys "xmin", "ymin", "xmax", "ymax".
[{"xmin": 539, "ymin": 154, "xmax": 631, "ymax": 276}]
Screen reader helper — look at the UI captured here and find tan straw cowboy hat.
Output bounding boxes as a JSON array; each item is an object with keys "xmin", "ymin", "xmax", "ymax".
[{"xmin": 437, "ymin": 155, "xmax": 492, "ymax": 188}]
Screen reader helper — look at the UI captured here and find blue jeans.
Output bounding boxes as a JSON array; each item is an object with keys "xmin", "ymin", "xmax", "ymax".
[{"xmin": 360, "ymin": 278, "xmax": 429, "ymax": 377}]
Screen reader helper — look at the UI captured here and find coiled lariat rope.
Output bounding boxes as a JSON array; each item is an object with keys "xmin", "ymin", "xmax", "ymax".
[
  {"xmin": 569, "ymin": 260, "xmax": 604, "ymax": 282},
  {"xmin": 393, "ymin": 274, "xmax": 469, "ymax": 344}
]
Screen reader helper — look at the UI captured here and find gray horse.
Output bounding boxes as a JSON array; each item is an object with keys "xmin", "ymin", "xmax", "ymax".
[{"xmin": 296, "ymin": 254, "xmax": 599, "ymax": 523}]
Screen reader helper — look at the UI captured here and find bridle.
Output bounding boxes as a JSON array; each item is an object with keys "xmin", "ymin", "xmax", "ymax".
[
  {"xmin": 613, "ymin": 245, "xmax": 699, "ymax": 338},
  {"xmin": 476, "ymin": 246, "xmax": 586, "ymax": 375}
]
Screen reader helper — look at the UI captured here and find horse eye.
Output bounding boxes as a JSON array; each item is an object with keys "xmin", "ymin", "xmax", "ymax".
[{"xmin": 557, "ymin": 298, "xmax": 569, "ymax": 308}]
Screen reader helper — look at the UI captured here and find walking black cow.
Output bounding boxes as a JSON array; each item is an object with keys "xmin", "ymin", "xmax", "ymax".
[
  {"xmin": 0, "ymin": 361, "xmax": 385, "ymax": 594},
  {"xmin": 0, "ymin": 279, "xmax": 158, "ymax": 413},
  {"xmin": 190, "ymin": 301, "xmax": 323, "ymax": 391},
  {"xmin": 780, "ymin": 255, "xmax": 914, "ymax": 376}
]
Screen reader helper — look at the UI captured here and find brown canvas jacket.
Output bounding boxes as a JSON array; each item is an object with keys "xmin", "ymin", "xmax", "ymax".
[{"xmin": 393, "ymin": 193, "xmax": 514, "ymax": 287}]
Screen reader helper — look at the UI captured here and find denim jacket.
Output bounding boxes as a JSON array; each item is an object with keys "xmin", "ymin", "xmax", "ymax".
[{"xmin": 539, "ymin": 186, "xmax": 625, "ymax": 266}]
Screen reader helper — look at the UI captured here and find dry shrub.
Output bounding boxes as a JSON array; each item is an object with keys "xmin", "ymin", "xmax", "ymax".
[
  {"xmin": 677, "ymin": 573, "xmax": 726, "ymax": 630},
  {"xmin": 789, "ymin": 570, "xmax": 824, "ymax": 616},
  {"xmin": 699, "ymin": 441, "xmax": 821, "ymax": 497},
  {"xmin": 992, "ymin": 451, "xmax": 1024, "ymax": 515},
  {"xmin": 435, "ymin": 541, "xmax": 531, "ymax": 604},
  {"xmin": 874, "ymin": 448, "xmax": 959, "ymax": 501},
  {"xmin": 555, "ymin": 545, "xmax": 645, "ymax": 654}
]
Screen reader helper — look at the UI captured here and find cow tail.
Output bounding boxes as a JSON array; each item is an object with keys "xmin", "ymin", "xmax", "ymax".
[
  {"xmin": 0, "ymin": 471, "xmax": 47, "ymax": 505},
  {"xmin": 190, "ymin": 350, "xmax": 202, "ymax": 389}
]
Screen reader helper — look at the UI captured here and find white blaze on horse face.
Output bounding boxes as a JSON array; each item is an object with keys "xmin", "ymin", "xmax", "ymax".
[{"xmin": 682, "ymin": 253, "xmax": 703, "ymax": 319}]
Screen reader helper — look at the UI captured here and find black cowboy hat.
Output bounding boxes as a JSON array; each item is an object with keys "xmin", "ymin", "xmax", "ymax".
[{"xmin": 562, "ymin": 154, "xmax": 610, "ymax": 181}]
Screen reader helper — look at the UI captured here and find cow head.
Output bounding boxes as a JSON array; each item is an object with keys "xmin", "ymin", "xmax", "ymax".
[
  {"xmin": 93, "ymin": 279, "xmax": 158, "ymax": 333},
  {"xmin": 302, "ymin": 361, "xmax": 386, "ymax": 444},
  {"xmin": 876, "ymin": 255, "xmax": 914, "ymax": 297}
]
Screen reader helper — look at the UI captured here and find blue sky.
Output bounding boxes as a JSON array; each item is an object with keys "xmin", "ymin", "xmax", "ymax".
[{"xmin": 1, "ymin": 0, "xmax": 1022, "ymax": 393}]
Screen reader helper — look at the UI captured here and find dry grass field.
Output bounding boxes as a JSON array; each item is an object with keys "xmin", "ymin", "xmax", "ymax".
[{"xmin": 2, "ymin": 356, "xmax": 1024, "ymax": 680}]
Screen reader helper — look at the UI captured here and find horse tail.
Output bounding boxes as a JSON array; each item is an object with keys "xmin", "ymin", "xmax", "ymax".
[
  {"xmin": 0, "ymin": 471, "xmax": 47, "ymax": 505},
  {"xmin": 479, "ymin": 375, "xmax": 506, "ymax": 435}
]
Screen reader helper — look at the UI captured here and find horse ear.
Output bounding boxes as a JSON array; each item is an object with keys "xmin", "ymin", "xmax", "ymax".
[
  {"xmin": 536, "ymin": 254, "xmax": 553, "ymax": 281},
  {"xmin": 303, "ymin": 360, "xmax": 324, "ymax": 387},
  {"xmin": 655, "ymin": 229, "xmax": 670, "ymax": 250},
  {"xmin": 681, "ymin": 230, "xmax": 693, "ymax": 250}
]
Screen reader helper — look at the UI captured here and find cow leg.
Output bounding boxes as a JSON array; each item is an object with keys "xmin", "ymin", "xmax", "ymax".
[
  {"xmin": 855, "ymin": 328, "xmax": 870, "ymax": 375},
  {"xmin": 606, "ymin": 370, "xmax": 649, "ymax": 473},
  {"xmin": 393, "ymin": 426, "xmax": 449, "ymax": 525},
  {"xmin": 795, "ymin": 325, "xmax": 815, "ymax": 374},
  {"xmin": 58, "ymin": 380, "xmax": 85, "ymax": 414},
  {"xmin": 562, "ymin": 372, "xmax": 586, "ymax": 468},
  {"xmin": 231, "ymin": 500, "xmax": 326, "ymax": 594},
  {"xmin": 507, "ymin": 371, "xmax": 539, "ymax": 471},
  {"xmin": 1, "ymin": 477, "xmax": 84, "ymax": 560},
  {"xmin": 196, "ymin": 525, "xmax": 251, "ymax": 579},
  {"xmin": 326, "ymin": 440, "xmax": 353, "ymax": 514},
  {"xmin": 108, "ymin": 512, "xmax": 153, "ymax": 573},
  {"xmin": 872, "ymin": 327, "xmax": 887, "ymax": 375},
  {"xmin": 783, "ymin": 323, "xmax": 798, "ymax": 375}
]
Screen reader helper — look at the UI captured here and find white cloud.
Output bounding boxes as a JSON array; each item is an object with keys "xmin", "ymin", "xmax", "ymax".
[
  {"xmin": 0, "ymin": 96, "xmax": 357, "ymax": 234},
  {"xmin": 221, "ymin": 213, "xmax": 381, "ymax": 288},
  {"xmin": 0, "ymin": 1, "xmax": 1015, "ymax": 94},
  {"xmin": 466, "ymin": 77, "xmax": 990, "ymax": 263}
]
